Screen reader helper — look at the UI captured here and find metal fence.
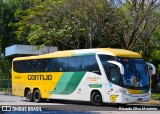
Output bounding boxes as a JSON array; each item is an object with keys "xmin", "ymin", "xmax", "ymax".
[{"xmin": 0, "ymin": 78, "xmax": 12, "ymax": 94}]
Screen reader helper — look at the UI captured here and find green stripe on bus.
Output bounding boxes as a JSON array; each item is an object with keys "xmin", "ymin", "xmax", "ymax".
[
  {"xmin": 60, "ymin": 72, "xmax": 85, "ymax": 94},
  {"xmin": 50, "ymin": 72, "xmax": 74, "ymax": 94},
  {"xmin": 50, "ymin": 72, "xmax": 85, "ymax": 95},
  {"xmin": 89, "ymin": 84, "xmax": 102, "ymax": 88}
]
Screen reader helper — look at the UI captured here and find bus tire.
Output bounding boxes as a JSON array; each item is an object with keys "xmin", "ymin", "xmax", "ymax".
[
  {"xmin": 91, "ymin": 91, "xmax": 103, "ymax": 106},
  {"xmin": 33, "ymin": 89, "xmax": 41, "ymax": 103},
  {"xmin": 26, "ymin": 90, "xmax": 33, "ymax": 102}
]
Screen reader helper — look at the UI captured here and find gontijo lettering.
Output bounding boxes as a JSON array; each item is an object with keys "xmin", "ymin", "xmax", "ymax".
[{"xmin": 28, "ymin": 75, "xmax": 52, "ymax": 80}]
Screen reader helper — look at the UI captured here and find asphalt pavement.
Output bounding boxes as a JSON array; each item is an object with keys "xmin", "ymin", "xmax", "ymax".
[{"xmin": 0, "ymin": 92, "xmax": 160, "ymax": 114}]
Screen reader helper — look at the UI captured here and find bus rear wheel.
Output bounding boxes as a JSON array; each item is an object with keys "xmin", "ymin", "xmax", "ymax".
[
  {"xmin": 91, "ymin": 91, "xmax": 103, "ymax": 106},
  {"xmin": 33, "ymin": 89, "xmax": 41, "ymax": 103},
  {"xmin": 26, "ymin": 90, "xmax": 33, "ymax": 102}
]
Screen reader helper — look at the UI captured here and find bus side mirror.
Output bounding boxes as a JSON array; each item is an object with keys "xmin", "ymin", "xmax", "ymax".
[
  {"xmin": 146, "ymin": 62, "xmax": 156, "ymax": 75},
  {"xmin": 108, "ymin": 61, "xmax": 124, "ymax": 75}
]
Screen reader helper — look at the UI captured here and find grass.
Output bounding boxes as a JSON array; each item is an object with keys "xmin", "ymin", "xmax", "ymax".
[{"xmin": 151, "ymin": 93, "xmax": 160, "ymax": 100}]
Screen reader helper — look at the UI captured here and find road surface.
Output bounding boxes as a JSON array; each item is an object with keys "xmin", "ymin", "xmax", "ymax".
[{"xmin": 0, "ymin": 94, "xmax": 160, "ymax": 114}]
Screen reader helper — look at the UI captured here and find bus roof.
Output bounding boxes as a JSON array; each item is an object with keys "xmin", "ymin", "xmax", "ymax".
[
  {"xmin": 13, "ymin": 48, "xmax": 142, "ymax": 61},
  {"xmin": 98, "ymin": 48, "xmax": 142, "ymax": 58}
]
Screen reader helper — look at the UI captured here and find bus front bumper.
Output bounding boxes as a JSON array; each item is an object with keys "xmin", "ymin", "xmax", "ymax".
[{"xmin": 120, "ymin": 93, "xmax": 150, "ymax": 103}]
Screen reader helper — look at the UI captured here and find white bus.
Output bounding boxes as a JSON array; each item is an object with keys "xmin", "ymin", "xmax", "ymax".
[{"xmin": 12, "ymin": 48, "xmax": 156, "ymax": 105}]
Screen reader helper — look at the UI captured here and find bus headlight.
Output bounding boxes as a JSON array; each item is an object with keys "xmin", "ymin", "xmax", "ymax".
[{"xmin": 120, "ymin": 88, "xmax": 131, "ymax": 95}]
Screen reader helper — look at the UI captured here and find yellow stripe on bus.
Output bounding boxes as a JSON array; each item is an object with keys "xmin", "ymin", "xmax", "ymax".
[{"xmin": 126, "ymin": 89, "xmax": 141, "ymax": 94}]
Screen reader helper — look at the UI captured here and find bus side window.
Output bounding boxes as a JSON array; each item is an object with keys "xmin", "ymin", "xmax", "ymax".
[
  {"xmin": 58, "ymin": 58, "xmax": 67, "ymax": 72},
  {"xmin": 28, "ymin": 60, "xmax": 35, "ymax": 72},
  {"xmin": 43, "ymin": 59, "xmax": 48, "ymax": 72},
  {"xmin": 26, "ymin": 61, "xmax": 31, "ymax": 72},
  {"xmin": 52, "ymin": 58, "xmax": 67, "ymax": 72},
  {"xmin": 31, "ymin": 60, "xmax": 37, "ymax": 72},
  {"xmin": 52, "ymin": 58, "xmax": 59, "ymax": 71},
  {"xmin": 38, "ymin": 59, "xmax": 50, "ymax": 72},
  {"xmin": 21, "ymin": 61, "xmax": 25, "ymax": 72},
  {"xmin": 13, "ymin": 61, "xmax": 22, "ymax": 72},
  {"xmin": 67, "ymin": 56, "xmax": 82, "ymax": 72},
  {"xmin": 37, "ymin": 60, "xmax": 42, "ymax": 72},
  {"xmin": 109, "ymin": 64, "xmax": 120, "ymax": 85},
  {"xmin": 82, "ymin": 56, "xmax": 101, "ymax": 75}
]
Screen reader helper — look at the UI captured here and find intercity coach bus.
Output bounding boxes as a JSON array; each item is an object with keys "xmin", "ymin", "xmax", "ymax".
[{"xmin": 12, "ymin": 48, "xmax": 156, "ymax": 105}]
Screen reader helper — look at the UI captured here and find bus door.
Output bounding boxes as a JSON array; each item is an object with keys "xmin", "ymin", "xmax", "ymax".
[{"xmin": 107, "ymin": 61, "xmax": 124, "ymax": 102}]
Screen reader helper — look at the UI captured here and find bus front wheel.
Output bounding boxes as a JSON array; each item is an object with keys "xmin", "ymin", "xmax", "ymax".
[
  {"xmin": 91, "ymin": 91, "xmax": 103, "ymax": 106},
  {"xmin": 33, "ymin": 89, "xmax": 41, "ymax": 103},
  {"xmin": 26, "ymin": 90, "xmax": 33, "ymax": 102}
]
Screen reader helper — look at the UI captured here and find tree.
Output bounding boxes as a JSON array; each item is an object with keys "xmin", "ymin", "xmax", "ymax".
[
  {"xmin": 62, "ymin": 0, "xmax": 111, "ymax": 48},
  {"xmin": 0, "ymin": 0, "xmax": 44, "ymax": 54},
  {"xmin": 0, "ymin": 54, "xmax": 11, "ymax": 92},
  {"xmin": 0, "ymin": 0, "xmax": 18, "ymax": 54},
  {"xmin": 145, "ymin": 26, "xmax": 160, "ymax": 69},
  {"xmin": 104, "ymin": 0, "xmax": 160, "ymax": 55},
  {"xmin": 13, "ymin": 0, "xmax": 116, "ymax": 49},
  {"xmin": 13, "ymin": 0, "xmax": 160, "ymax": 52}
]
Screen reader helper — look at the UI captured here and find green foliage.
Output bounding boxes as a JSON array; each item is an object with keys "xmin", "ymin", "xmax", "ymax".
[
  {"xmin": 0, "ymin": 0, "xmax": 160, "ymax": 71},
  {"xmin": 1, "ymin": 0, "xmax": 160, "ymax": 51},
  {"xmin": 0, "ymin": 0, "xmax": 17, "ymax": 54},
  {"xmin": 151, "ymin": 93, "xmax": 160, "ymax": 100},
  {"xmin": 142, "ymin": 25, "xmax": 160, "ymax": 69},
  {"xmin": 0, "ymin": 0, "xmax": 45, "ymax": 54},
  {"xmin": 0, "ymin": 55, "xmax": 11, "ymax": 79},
  {"xmin": 13, "ymin": 0, "xmax": 117, "ymax": 49}
]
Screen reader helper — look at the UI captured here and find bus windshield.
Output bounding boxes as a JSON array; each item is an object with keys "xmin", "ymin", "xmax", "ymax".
[{"xmin": 117, "ymin": 58, "xmax": 150, "ymax": 88}]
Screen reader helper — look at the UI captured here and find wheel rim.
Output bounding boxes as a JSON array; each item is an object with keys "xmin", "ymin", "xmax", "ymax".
[
  {"xmin": 34, "ymin": 91, "xmax": 40, "ymax": 100},
  {"xmin": 26, "ymin": 92, "xmax": 31, "ymax": 100},
  {"xmin": 92, "ymin": 92, "xmax": 102, "ymax": 105},
  {"xmin": 95, "ymin": 95, "xmax": 101, "ymax": 103}
]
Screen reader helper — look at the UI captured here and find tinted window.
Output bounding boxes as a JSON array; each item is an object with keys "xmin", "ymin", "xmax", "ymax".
[
  {"xmin": 13, "ymin": 59, "xmax": 51, "ymax": 73},
  {"xmin": 99, "ymin": 55, "xmax": 116, "ymax": 76},
  {"xmin": 13, "ymin": 61, "xmax": 22, "ymax": 72},
  {"xmin": 67, "ymin": 57, "xmax": 82, "ymax": 71},
  {"xmin": 13, "ymin": 56, "xmax": 101, "ymax": 74},
  {"xmin": 109, "ymin": 64, "xmax": 120, "ymax": 85},
  {"xmin": 52, "ymin": 58, "xmax": 67, "ymax": 72},
  {"xmin": 99, "ymin": 55, "xmax": 116, "ymax": 61},
  {"xmin": 82, "ymin": 56, "xmax": 100, "ymax": 74},
  {"xmin": 22, "ymin": 61, "xmax": 28, "ymax": 72},
  {"xmin": 37, "ymin": 59, "xmax": 51, "ymax": 72},
  {"xmin": 99, "ymin": 55, "xmax": 121, "ymax": 85}
]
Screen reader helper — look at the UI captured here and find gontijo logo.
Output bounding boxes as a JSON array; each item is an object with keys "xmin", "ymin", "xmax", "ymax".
[
  {"xmin": 28, "ymin": 74, "xmax": 52, "ymax": 80},
  {"xmin": 110, "ymin": 95, "xmax": 119, "ymax": 102}
]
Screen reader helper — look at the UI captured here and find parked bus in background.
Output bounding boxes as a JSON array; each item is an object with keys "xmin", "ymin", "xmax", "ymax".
[{"xmin": 12, "ymin": 48, "xmax": 156, "ymax": 105}]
